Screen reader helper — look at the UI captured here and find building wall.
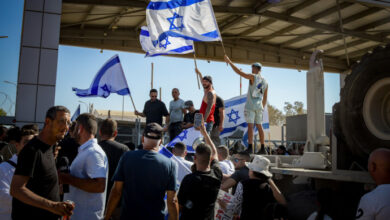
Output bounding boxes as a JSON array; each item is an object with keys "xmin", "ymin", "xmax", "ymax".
[{"xmin": 15, "ymin": 0, "xmax": 62, "ymax": 126}]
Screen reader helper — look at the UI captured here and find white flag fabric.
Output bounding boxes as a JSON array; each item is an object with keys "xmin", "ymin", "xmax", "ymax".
[
  {"xmin": 146, "ymin": 0, "xmax": 221, "ymax": 47},
  {"xmin": 220, "ymin": 95, "xmax": 248, "ymax": 138},
  {"xmin": 140, "ymin": 26, "xmax": 194, "ymax": 57},
  {"xmin": 166, "ymin": 126, "xmax": 201, "ymax": 153},
  {"xmin": 72, "ymin": 55, "xmax": 130, "ymax": 98},
  {"xmin": 166, "ymin": 94, "xmax": 270, "ymax": 150},
  {"xmin": 262, "ymin": 103, "xmax": 270, "ymax": 133},
  {"xmin": 220, "ymin": 95, "xmax": 269, "ymax": 147}
]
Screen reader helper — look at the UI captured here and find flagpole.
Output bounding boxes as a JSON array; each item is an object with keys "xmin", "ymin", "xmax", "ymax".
[
  {"xmin": 122, "ymin": 96, "xmax": 124, "ymax": 120},
  {"xmin": 193, "ymin": 52, "xmax": 201, "ymax": 90},
  {"xmin": 116, "ymin": 55, "xmax": 138, "ymax": 118},
  {"xmin": 151, "ymin": 62, "xmax": 154, "ymax": 89}
]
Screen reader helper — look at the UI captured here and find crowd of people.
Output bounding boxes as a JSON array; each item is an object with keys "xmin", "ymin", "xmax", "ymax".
[{"xmin": 0, "ymin": 58, "xmax": 388, "ymax": 220}]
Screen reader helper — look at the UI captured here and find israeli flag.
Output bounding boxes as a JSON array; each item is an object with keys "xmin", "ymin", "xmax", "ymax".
[
  {"xmin": 140, "ymin": 26, "xmax": 194, "ymax": 57},
  {"xmin": 71, "ymin": 104, "xmax": 80, "ymax": 121},
  {"xmin": 72, "ymin": 55, "xmax": 130, "ymax": 98},
  {"xmin": 166, "ymin": 127, "xmax": 201, "ymax": 153},
  {"xmin": 146, "ymin": 0, "xmax": 221, "ymax": 47},
  {"xmin": 262, "ymin": 103, "xmax": 270, "ymax": 133},
  {"xmin": 220, "ymin": 95, "xmax": 248, "ymax": 138},
  {"xmin": 220, "ymin": 95, "xmax": 270, "ymax": 147}
]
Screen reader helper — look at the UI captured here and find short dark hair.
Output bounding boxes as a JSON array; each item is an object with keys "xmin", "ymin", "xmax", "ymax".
[
  {"xmin": 0, "ymin": 125, "xmax": 7, "ymax": 137},
  {"xmin": 76, "ymin": 113, "xmax": 97, "ymax": 135},
  {"xmin": 69, "ymin": 121, "xmax": 77, "ymax": 133},
  {"xmin": 21, "ymin": 124, "xmax": 38, "ymax": 135},
  {"xmin": 100, "ymin": 118, "xmax": 117, "ymax": 138},
  {"xmin": 237, "ymin": 151, "xmax": 251, "ymax": 162},
  {"xmin": 217, "ymin": 146, "xmax": 229, "ymax": 160},
  {"xmin": 5, "ymin": 126, "xmax": 36, "ymax": 143},
  {"xmin": 6, "ymin": 126, "xmax": 21, "ymax": 142},
  {"xmin": 45, "ymin": 106, "xmax": 70, "ymax": 120},
  {"xmin": 150, "ymin": 89, "xmax": 158, "ymax": 94},
  {"xmin": 174, "ymin": 142, "xmax": 186, "ymax": 154},
  {"xmin": 195, "ymin": 143, "xmax": 211, "ymax": 166}
]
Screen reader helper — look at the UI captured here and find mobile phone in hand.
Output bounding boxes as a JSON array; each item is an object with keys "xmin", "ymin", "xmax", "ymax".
[{"xmin": 194, "ymin": 113, "xmax": 203, "ymax": 128}]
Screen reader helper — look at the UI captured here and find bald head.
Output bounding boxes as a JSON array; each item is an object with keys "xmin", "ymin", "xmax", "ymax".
[{"xmin": 368, "ymin": 148, "xmax": 390, "ymax": 185}]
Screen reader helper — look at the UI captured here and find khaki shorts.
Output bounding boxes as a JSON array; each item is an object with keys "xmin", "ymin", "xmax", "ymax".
[{"xmin": 244, "ymin": 108, "xmax": 263, "ymax": 124}]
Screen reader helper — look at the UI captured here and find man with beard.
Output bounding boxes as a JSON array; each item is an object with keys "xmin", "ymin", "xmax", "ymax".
[
  {"xmin": 135, "ymin": 89, "xmax": 169, "ymax": 127},
  {"xmin": 10, "ymin": 106, "xmax": 74, "ymax": 220},
  {"xmin": 195, "ymin": 68, "xmax": 216, "ymax": 133},
  {"xmin": 60, "ymin": 113, "xmax": 108, "ymax": 220}
]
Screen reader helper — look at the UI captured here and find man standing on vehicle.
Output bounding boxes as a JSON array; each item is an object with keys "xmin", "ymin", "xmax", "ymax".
[{"xmin": 224, "ymin": 55, "xmax": 268, "ymax": 154}]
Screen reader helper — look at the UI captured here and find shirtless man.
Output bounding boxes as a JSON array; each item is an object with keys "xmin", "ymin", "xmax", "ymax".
[{"xmin": 195, "ymin": 68, "xmax": 216, "ymax": 133}]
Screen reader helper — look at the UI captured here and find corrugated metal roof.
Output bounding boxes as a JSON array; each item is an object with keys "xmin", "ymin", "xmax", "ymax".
[{"xmin": 60, "ymin": 0, "xmax": 390, "ymax": 72}]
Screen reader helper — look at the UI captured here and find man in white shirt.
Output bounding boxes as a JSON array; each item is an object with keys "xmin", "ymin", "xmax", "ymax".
[
  {"xmin": 59, "ymin": 113, "xmax": 108, "ymax": 220},
  {"xmin": 356, "ymin": 148, "xmax": 390, "ymax": 220},
  {"xmin": 0, "ymin": 127, "xmax": 35, "ymax": 220},
  {"xmin": 172, "ymin": 142, "xmax": 193, "ymax": 183},
  {"xmin": 217, "ymin": 146, "xmax": 235, "ymax": 176}
]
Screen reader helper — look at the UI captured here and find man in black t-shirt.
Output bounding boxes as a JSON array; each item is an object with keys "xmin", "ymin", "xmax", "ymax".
[
  {"xmin": 211, "ymin": 96, "xmax": 225, "ymax": 146},
  {"xmin": 221, "ymin": 151, "xmax": 251, "ymax": 193},
  {"xmin": 178, "ymin": 115, "xmax": 222, "ymax": 220},
  {"xmin": 135, "ymin": 89, "xmax": 169, "ymax": 127},
  {"xmin": 98, "ymin": 119, "xmax": 128, "ymax": 208},
  {"xmin": 182, "ymin": 100, "xmax": 199, "ymax": 129},
  {"xmin": 11, "ymin": 106, "xmax": 74, "ymax": 220}
]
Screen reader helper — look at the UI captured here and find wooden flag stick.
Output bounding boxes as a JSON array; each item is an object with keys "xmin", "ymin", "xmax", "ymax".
[
  {"xmin": 128, "ymin": 93, "xmax": 138, "ymax": 118},
  {"xmin": 151, "ymin": 62, "xmax": 154, "ymax": 89},
  {"xmin": 193, "ymin": 53, "xmax": 201, "ymax": 90}
]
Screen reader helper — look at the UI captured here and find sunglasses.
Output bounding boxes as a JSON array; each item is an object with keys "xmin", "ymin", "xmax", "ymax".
[{"xmin": 233, "ymin": 158, "xmax": 244, "ymax": 163}]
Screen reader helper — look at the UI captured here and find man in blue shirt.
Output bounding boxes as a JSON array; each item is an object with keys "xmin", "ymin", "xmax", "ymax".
[{"xmin": 104, "ymin": 123, "xmax": 178, "ymax": 220}]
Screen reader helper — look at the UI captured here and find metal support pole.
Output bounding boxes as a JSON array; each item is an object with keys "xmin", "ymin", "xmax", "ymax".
[
  {"xmin": 281, "ymin": 124, "xmax": 285, "ymax": 146},
  {"xmin": 136, "ymin": 118, "xmax": 141, "ymax": 145}
]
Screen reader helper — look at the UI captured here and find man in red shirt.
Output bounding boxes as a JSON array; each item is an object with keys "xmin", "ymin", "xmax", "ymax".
[{"xmin": 195, "ymin": 68, "xmax": 216, "ymax": 133}]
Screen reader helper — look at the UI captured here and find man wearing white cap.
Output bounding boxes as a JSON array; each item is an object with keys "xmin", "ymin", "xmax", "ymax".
[
  {"xmin": 224, "ymin": 55, "xmax": 268, "ymax": 154},
  {"xmin": 219, "ymin": 155, "xmax": 286, "ymax": 220}
]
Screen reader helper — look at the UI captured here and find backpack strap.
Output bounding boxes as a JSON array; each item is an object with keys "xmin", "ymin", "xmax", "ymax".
[{"xmin": 5, "ymin": 160, "xmax": 16, "ymax": 168}]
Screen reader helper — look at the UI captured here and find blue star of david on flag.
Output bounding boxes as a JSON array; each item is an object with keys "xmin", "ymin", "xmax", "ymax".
[
  {"xmin": 72, "ymin": 55, "xmax": 131, "ymax": 98},
  {"xmin": 177, "ymin": 129, "xmax": 188, "ymax": 141},
  {"xmin": 100, "ymin": 84, "xmax": 111, "ymax": 97},
  {"xmin": 159, "ymin": 36, "xmax": 171, "ymax": 49},
  {"xmin": 167, "ymin": 12, "xmax": 184, "ymax": 31},
  {"xmin": 227, "ymin": 108, "xmax": 240, "ymax": 124}
]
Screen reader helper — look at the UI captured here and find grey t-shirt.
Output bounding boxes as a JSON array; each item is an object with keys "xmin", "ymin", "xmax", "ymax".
[{"xmin": 169, "ymin": 99, "xmax": 185, "ymax": 123}]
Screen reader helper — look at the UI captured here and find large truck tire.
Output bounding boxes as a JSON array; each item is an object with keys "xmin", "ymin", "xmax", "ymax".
[{"xmin": 339, "ymin": 44, "xmax": 390, "ymax": 160}]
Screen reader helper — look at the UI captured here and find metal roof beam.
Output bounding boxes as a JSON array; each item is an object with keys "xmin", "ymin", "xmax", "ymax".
[
  {"xmin": 107, "ymin": 7, "xmax": 129, "ymax": 30},
  {"xmin": 340, "ymin": 44, "xmax": 381, "ymax": 59},
  {"xmin": 259, "ymin": 24, "xmax": 300, "ymax": 43},
  {"xmin": 280, "ymin": 2, "xmax": 354, "ymax": 47},
  {"xmin": 300, "ymin": 13, "xmax": 388, "ymax": 51},
  {"xmin": 285, "ymin": 0, "xmax": 320, "ymax": 15},
  {"xmin": 80, "ymin": 5, "xmax": 94, "ymax": 29},
  {"xmin": 260, "ymin": 10, "xmax": 387, "ymax": 43}
]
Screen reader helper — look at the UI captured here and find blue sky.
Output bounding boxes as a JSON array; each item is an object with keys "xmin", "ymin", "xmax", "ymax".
[{"xmin": 0, "ymin": 0, "xmax": 340, "ymax": 117}]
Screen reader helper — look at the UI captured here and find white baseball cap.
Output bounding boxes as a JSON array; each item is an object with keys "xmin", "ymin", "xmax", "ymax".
[{"xmin": 246, "ymin": 155, "xmax": 272, "ymax": 177}]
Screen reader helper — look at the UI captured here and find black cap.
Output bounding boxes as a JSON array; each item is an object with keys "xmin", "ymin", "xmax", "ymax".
[
  {"xmin": 184, "ymin": 100, "xmax": 194, "ymax": 108},
  {"xmin": 202, "ymin": 75, "xmax": 213, "ymax": 84},
  {"xmin": 143, "ymin": 123, "xmax": 163, "ymax": 140}
]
